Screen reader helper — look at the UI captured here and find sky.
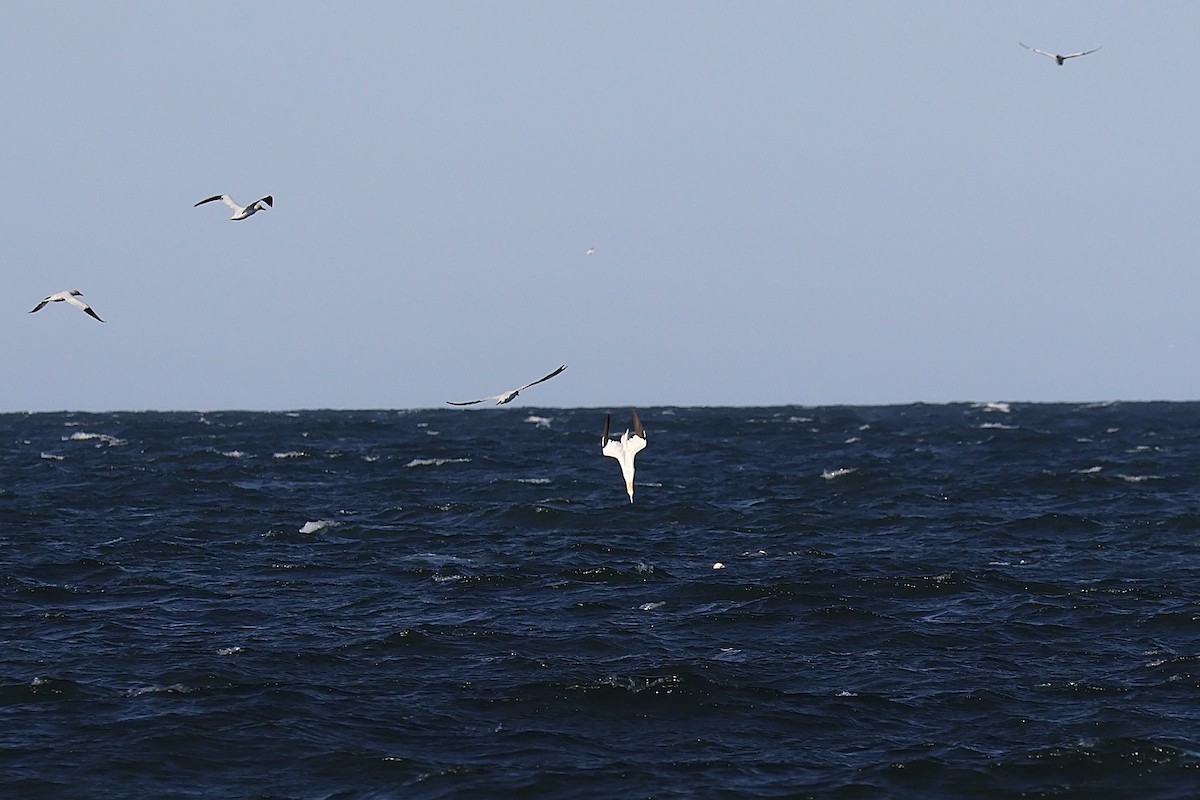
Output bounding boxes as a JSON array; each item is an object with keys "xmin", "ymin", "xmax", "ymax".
[{"xmin": 3, "ymin": 2, "xmax": 1198, "ymax": 411}]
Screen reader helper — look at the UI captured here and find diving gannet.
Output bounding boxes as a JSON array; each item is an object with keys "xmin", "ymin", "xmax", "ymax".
[
  {"xmin": 28, "ymin": 290, "xmax": 104, "ymax": 322},
  {"xmin": 1019, "ymin": 42, "xmax": 1102, "ymax": 66},
  {"xmin": 447, "ymin": 364, "xmax": 567, "ymax": 406},
  {"xmin": 194, "ymin": 194, "xmax": 274, "ymax": 220},
  {"xmin": 602, "ymin": 409, "xmax": 646, "ymax": 503}
]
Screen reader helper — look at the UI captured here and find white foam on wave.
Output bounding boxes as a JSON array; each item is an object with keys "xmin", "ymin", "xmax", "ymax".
[
  {"xmin": 220, "ymin": 450, "xmax": 249, "ymax": 459},
  {"xmin": 639, "ymin": 602, "xmax": 666, "ymax": 611},
  {"xmin": 216, "ymin": 646, "xmax": 244, "ymax": 656},
  {"xmin": 712, "ymin": 648, "xmax": 744, "ymax": 662},
  {"xmin": 524, "ymin": 415, "xmax": 552, "ymax": 429},
  {"xmin": 299, "ymin": 519, "xmax": 339, "ymax": 534},
  {"xmin": 979, "ymin": 422, "xmax": 1017, "ymax": 430},
  {"xmin": 1075, "ymin": 466, "xmax": 1103, "ymax": 474},
  {"xmin": 974, "ymin": 402, "xmax": 1012, "ymax": 413},
  {"xmin": 822, "ymin": 467, "xmax": 856, "ymax": 480},
  {"xmin": 1116, "ymin": 474, "xmax": 1161, "ymax": 483},
  {"xmin": 405, "ymin": 457, "xmax": 470, "ymax": 468},
  {"xmin": 40, "ymin": 452, "xmax": 65, "ymax": 461},
  {"xmin": 63, "ymin": 431, "xmax": 127, "ymax": 446},
  {"xmin": 514, "ymin": 477, "xmax": 551, "ymax": 484},
  {"xmin": 273, "ymin": 451, "xmax": 307, "ymax": 459},
  {"xmin": 125, "ymin": 683, "xmax": 191, "ymax": 697}
]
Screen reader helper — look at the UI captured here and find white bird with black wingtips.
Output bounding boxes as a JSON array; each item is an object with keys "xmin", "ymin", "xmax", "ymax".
[
  {"xmin": 1019, "ymin": 42, "xmax": 1102, "ymax": 66},
  {"xmin": 447, "ymin": 365, "xmax": 567, "ymax": 406},
  {"xmin": 28, "ymin": 290, "xmax": 105, "ymax": 322},
  {"xmin": 194, "ymin": 193, "xmax": 273, "ymax": 220},
  {"xmin": 602, "ymin": 409, "xmax": 647, "ymax": 503}
]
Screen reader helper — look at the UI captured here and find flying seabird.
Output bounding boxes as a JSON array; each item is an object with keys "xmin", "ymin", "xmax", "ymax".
[
  {"xmin": 194, "ymin": 193, "xmax": 274, "ymax": 220},
  {"xmin": 1019, "ymin": 42, "xmax": 1102, "ymax": 66},
  {"xmin": 28, "ymin": 290, "xmax": 104, "ymax": 322},
  {"xmin": 602, "ymin": 409, "xmax": 647, "ymax": 503},
  {"xmin": 585, "ymin": 247, "xmax": 595, "ymax": 256},
  {"xmin": 446, "ymin": 364, "xmax": 567, "ymax": 406}
]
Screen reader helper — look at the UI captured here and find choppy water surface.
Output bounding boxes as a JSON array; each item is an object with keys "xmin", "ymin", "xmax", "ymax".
[{"xmin": 3, "ymin": 403, "xmax": 1199, "ymax": 798}]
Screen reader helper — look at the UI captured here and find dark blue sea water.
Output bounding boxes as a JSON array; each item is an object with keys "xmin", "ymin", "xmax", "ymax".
[{"xmin": 3, "ymin": 403, "xmax": 1200, "ymax": 799}]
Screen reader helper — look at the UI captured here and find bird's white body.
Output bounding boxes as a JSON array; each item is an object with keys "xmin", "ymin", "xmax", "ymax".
[
  {"xmin": 602, "ymin": 410, "xmax": 647, "ymax": 503},
  {"xmin": 29, "ymin": 289, "xmax": 104, "ymax": 322},
  {"xmin": 447, "ymin": 365, "xmax": 567, "ymax": 406},
  {"xmin": 194, "ymin": 194, "xmax": 273, "ymax": 220}
]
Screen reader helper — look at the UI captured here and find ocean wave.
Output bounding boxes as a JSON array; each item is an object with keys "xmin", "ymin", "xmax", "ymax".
[
  {"xmin": 299, "ymin": 519, "xmax": 340, "ymax": 534},
  {"xmin": 405, "ymin": 457, "xmax": 470, "ymax": 468},
  {"xmin": 62, "ymin": 431, "xmax": 127, "ymax": 446},
  {"xmin": 822, "ymin": 467, "xmax": 856, "ymax": 480}
]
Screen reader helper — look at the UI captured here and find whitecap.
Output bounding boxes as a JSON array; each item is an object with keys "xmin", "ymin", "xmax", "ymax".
[
  {"xmin": 273, "ymin": 451, "xmax": 307, "ymax": 459},
  {"xmin": 40, "ymin": 452, "xmax": 65, "ymax": 461},
  {"xmin": 514, "ymin": 477, "xmax": 551, "ymax": 484},
  {"xmin": 299, "ymin": 520, "xmax": 339, "ymax": 534},
  {"xmin": 524, "ymin": 415, "xmax": 552, "ymax": 429},
  {"xmin": 979, "ymin": 422, "xmax": 1016, "ymax": 430},
  {"xmin": 639, "ymin": 602, "xmax": 665, "ymax": 611},
  {"xmin": 1116, "ymin": 474, "xmax": 1161, "ymax": 483},
  {"xmin": 63, "ymin": 432, "xmax": 127, "ymax": 446},
  {"xmin": 1074, "ymin": 466, "xmax": 1103, "ymax": 474},
  {"xmin": 216, "ymin": 646, "xmax": 244, "ymax": 656},
  {"xmin": 974, "ymin": 402, "xmax": 1011, "ymax": 413},
  {"xmin": 220, "ymin": 450, "xmax": 249, "ymax": 459},
  {"xmin": 126, "ymin": 683, "xmax": 191, "ymax": 697},
  {"xmin": 822, "ymin": 467, "xmax": 856, "ymax": 480},
  {"xmin": 405, "ymin": 457, "xmax": 470, "ymax": 468}
]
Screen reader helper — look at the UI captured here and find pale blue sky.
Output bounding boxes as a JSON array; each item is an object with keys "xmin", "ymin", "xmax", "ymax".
[{"xmin": 3, "ymin": 2, "xmax": 1197, "ymax": 411}]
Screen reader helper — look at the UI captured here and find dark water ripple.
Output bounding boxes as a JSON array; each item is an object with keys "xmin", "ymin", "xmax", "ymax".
[{"xmin": 2, "ymin": 404, "xmax": 1200, "ymax": 798}]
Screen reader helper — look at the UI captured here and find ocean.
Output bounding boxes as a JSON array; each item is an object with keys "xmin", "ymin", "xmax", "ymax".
[{"xmin": 2, "ymin": 403, "xmax": 1199, "ymax": 799}]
